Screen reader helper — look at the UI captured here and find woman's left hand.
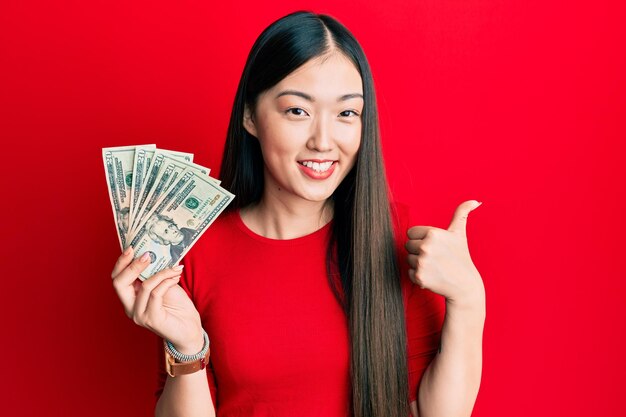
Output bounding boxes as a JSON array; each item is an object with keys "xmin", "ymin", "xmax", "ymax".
[{"xmin": 405, "ymin": 200, "xmax": 484, "ymax": 307}]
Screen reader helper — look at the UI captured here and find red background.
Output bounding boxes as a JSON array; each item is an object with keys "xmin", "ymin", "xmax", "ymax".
[{"xmin": 1, "ymin": 1, "xmax": 625, "ymax": 416}]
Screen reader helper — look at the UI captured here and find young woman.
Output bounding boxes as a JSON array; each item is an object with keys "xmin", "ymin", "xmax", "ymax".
[{"xmin": 111, "ymin": 11, "xmax": 485, "ymax": 417}]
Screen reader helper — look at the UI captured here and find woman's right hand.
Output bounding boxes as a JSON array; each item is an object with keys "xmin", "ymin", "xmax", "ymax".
[{"xmin": 111, "ymin": 246, "xmax": 205, "ymax": 354}]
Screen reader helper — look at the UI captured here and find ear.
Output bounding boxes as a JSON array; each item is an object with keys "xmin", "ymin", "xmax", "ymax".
[{"xmin": 242, "ymin": 104, "xmax": 258, "ymax": 138}]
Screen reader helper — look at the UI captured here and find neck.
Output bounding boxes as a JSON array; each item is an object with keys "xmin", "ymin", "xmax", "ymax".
[{"xmin": 240, "ymin": 186, "xmax": 333, "ymax": 240}]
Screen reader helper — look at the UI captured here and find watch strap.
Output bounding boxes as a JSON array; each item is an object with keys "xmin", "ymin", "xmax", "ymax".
[{"xmin": 164, "ymin": 340, "xmax": 211, "ymax": 377}]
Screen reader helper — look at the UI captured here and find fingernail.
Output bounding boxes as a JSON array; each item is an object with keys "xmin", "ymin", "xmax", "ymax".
[
  {"xmin": 123, "ymin": 246, "xmax": 133, "ymax": 255},
  {"xmin": 173, "ymin": 265, "xmax": 184, "ymax": 271},
  {"xmin": 140, "ymin": 252, "xmax": 150, "ymax": 262}
]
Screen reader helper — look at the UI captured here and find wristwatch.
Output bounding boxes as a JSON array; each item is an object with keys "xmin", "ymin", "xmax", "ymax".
[{"xmin": 164, "ymin": 339, "xmax": 211, "ymax": 377}]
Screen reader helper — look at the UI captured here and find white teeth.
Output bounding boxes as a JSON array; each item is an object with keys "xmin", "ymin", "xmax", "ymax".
[{"xmin": 300, "ymin": 161, "xmax": 334, "ymax": 172}]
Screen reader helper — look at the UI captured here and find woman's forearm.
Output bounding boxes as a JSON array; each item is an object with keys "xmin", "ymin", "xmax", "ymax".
[
  {"xmin": 155, "ymin": 370, "xmax": 216, "ymax": 417},
  {"xmin": 417, "ymin": 288, "xmax": 486, "ymax": 417}
]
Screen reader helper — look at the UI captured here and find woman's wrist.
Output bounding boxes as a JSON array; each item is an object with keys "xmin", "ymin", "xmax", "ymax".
[
  {"xmin": 445, "ymin": 279, "xmax": 486, "ymax": 314},
  {"xmin": 172, "ymin": 331, "xmax": 206, "ymax": 355},
  {"xmin": 164, "ymin": 330, "xmax": 211, "ymax": 378}
]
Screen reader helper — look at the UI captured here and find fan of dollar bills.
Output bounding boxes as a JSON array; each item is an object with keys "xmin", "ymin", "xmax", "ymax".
[{"xmin": 103, "ymin": 145, "xmax": 234, "ymax": 280}]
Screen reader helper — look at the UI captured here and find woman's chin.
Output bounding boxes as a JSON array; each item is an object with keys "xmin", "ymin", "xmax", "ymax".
[{"xmin": 297, "ymin": 185, "xmax": 339, "ymax": 203}]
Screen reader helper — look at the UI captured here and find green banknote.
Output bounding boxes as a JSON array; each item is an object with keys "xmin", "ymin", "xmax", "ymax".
[
  {"xmin": 128, "ymin": 153, "xmax": 212, "ymax": 239},
  {"xmin": 128, "ymin": 170, "xmax": 234, "ymax": 280},
  {"xmin": 129, "ymin": 146, "xmax": 157, "ymax": 231},
  {"xmin": 103, "ymin": 145, "xmax": 155, "ymax": 249}
]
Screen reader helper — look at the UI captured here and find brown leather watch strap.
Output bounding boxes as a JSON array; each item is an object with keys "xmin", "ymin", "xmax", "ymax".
[{"xmin": 164, "ymin": 341, "xmax": 211, "ymax": 377}]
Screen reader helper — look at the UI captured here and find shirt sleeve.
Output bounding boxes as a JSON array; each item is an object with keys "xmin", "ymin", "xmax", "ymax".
[
  {"xmin": 392, "ymin": 202, "xmax": 446, "ymax": 403},
  {"xmin": 154, "ymin": 254, "xmax": 219, "ymax": 410}
]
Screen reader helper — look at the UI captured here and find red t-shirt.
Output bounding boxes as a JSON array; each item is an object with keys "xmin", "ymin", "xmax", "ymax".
[{"xmin": 155, "ymin": 203, "xmax": 445, "ymax": 416}]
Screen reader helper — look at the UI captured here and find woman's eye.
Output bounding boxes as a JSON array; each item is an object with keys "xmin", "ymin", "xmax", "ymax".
[
  {"xmin": 339, "ymin": 110, "xmax": 359, "ymax": 117},
  {"xmin": 286, "ymin": 107, "xmax": 308, "ymax": 117}
]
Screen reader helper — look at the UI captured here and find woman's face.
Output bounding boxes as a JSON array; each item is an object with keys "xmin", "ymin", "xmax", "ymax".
[{"xmin": 244, "ymin": 52, "xmax": 363, "ymax": 204}]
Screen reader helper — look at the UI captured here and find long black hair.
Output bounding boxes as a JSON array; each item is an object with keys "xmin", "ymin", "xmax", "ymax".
[{"xmin": 220, "ymin": 11, "xmax": 409, "ymax": 417}]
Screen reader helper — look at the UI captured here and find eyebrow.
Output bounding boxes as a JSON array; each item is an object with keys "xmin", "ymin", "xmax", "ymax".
[{"xmin": 275, "ymin": 90, "xmax": 364, "ymax": 102}]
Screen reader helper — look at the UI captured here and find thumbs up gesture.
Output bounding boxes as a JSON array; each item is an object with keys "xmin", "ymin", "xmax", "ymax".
[{"xmin": 405, "ymin": 200, "xmax": 485, "ymax": 306}]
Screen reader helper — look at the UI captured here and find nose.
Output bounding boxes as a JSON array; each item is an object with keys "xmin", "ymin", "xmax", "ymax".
[{"xmin": 307, "ymin": 114, "xmax": 333, "ymax": 152}]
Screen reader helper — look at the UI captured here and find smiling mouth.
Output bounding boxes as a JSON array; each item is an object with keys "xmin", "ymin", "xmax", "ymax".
[{"xmin": 297, "ymin": 160, "xmax": 336, "ymax": 173}]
